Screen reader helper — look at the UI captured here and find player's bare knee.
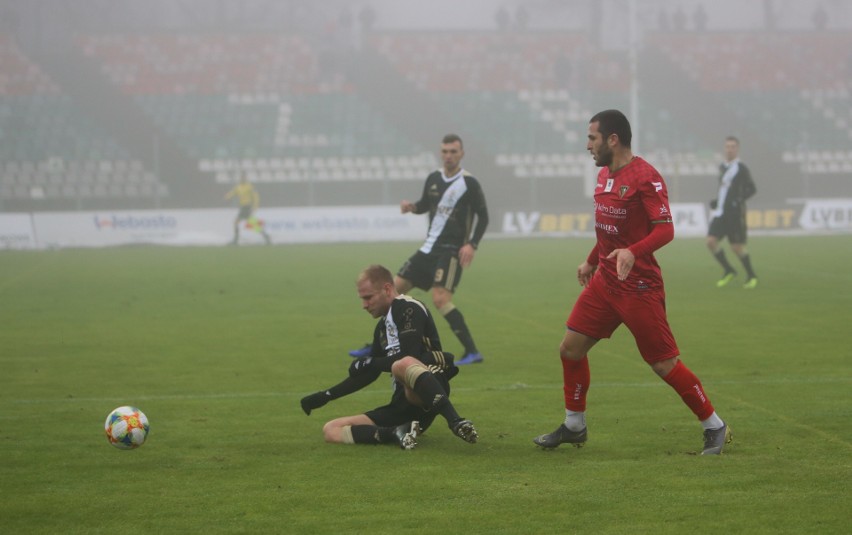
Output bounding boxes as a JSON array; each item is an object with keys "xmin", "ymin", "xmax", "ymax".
[
  {"xmin": 559, "ymin": 341, "xmax": 581, "ymax": 361},
  {"xmin": 322, "ymin": 422, "xmax": 355, "ymax": 444},
  {"xmin": 321, "ymin": 421, "xmax": 337, "ymax": 443},
  {"xmin": 402, "ymin": 361, "xmax": 429, "ymax": 389},
  {"xmin": 431, "ymin": 287, "xmax": 453, "ymax": 310},
  {"xmin": 433, "ymin": 296, "xmax": 451, "ymax": 310},
  {"xmin": 391, "ymin": 356, "xmax": 417, "ymax": 377}
]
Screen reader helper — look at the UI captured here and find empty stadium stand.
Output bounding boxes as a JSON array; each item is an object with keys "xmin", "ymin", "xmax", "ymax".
[
  {"xmin": 0, "ymin": 36, "xmax": 167, "ymax": 209},
  {"xmin": 2, "ymin": 26, "xmax": 849, "ymax": 212}
]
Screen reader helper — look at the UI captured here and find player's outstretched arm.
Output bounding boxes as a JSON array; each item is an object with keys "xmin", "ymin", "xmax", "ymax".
[
  {"xmin": 299, "ymin": 366, "xmax": 382, "ymax": 415},
  {"xmin": 300, "ymin": 391, "xmax": 332, "ymax": 415}
]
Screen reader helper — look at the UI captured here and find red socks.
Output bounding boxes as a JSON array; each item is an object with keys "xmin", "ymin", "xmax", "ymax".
[
  {"xmin": 562, "ymin": 355, "xmax": 590, "ymax": 412},
  {"xmin": 562, "ymin": 355, "xmax": 714, "ymax": 421},
  {"xmin": 663, "ymin": 360, "xmax": 715, "ymax": 420}
]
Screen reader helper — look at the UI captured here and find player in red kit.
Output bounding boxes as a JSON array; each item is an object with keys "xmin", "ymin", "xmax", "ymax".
[{"xmin": 533, "ymin": 110, "xmax": 732, "ymax": 455}]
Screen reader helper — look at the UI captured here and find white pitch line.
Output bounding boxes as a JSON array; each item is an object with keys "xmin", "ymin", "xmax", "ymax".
[{"xmin": 3, "ymin": 376, "xmax": 848, "ymax": 405}]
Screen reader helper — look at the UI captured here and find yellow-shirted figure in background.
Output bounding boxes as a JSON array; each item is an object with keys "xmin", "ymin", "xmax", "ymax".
[{"xmin": 225, "ymin": 173, "xmax": 271, "ymax": 245}]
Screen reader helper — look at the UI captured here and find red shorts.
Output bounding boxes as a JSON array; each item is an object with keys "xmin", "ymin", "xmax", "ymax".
[{"xmin": 566, "ymin": 274, "xmax": 680, "ymax": 364}]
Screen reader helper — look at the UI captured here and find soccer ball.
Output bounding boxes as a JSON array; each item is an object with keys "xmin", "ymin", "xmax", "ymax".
[{"xmin": 104, "ymin": 406, "xmax": 149, "ymax": 450}]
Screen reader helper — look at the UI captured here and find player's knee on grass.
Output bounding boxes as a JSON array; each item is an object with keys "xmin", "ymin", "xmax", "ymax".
[{"xmin": 322, "ymin": 422, "xmax": 354, "ymax": 444}]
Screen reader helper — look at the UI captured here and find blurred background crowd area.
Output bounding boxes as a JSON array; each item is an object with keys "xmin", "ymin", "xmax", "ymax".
[{"xmin": 0, "ymin": 0, "xmax": 850, "ymax": 214}]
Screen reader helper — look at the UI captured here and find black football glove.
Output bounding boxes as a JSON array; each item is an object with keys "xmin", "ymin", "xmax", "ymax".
[
  {"xmin": 300, "ymin": 391, "xmax": 332, "ymax": 415},
  {"xmin": 348, "ymin": 357, "xmax": 374, "ymax": 377}
]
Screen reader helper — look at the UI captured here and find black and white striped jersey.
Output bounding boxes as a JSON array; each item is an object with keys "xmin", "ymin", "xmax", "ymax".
[
  {"xmin": 412, "ymin": 168, "xmax": 489, "ymax": 254},
  {"xmin": 367, "ymin": 294, "xmax": 452, "ymax": 369}
]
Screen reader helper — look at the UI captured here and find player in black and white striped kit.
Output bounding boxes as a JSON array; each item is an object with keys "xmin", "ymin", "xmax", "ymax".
[
  {"xmin": 350, "ymin": 134, "xmax": 489, "ymax": 365},
  {"xmin": 301, "ymin": 265, "xmax": 477, "ymax": 449},
  {"xmin": 706, "ymin": 136, "xmax": 758, "ymax": 289}
]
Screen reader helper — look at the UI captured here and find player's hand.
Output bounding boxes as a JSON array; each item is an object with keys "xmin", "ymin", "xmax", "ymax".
[
  {"xmin": 300, "ymin": 391, "xmax": 331, "ymax": 415},
  {"xmin": 606, "ymin": 248, "xmax": 635, "ymax": 281},
  {"xmin": 348, "ymin": 357, "xmax": 374, "ymax": 377},
  {"xmin": 400, "ymin": 200, "xmax": 416, "ymax": 213},
  {"xmin": 577, "ymin": 261, "xmax": 597, "ymax": 287},
  {"xmin": 458, "ymin": 243, "xmax": 475, "ymax": 268}
]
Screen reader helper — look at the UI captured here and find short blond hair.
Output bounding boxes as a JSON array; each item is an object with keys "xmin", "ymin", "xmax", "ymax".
[{"xmin": 358, "ymin": 264, "xmax": 394, "ymax": 286}]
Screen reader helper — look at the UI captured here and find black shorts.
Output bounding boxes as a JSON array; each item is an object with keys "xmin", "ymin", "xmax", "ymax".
[
  {"xmin": 236, "ymin": 205, "xmax": 253, "ymax": 221},
  {"xmin": 708, "ymin": 208, "xmax": 747, "ymax": 244},
  {"xmin": 364, "ymin": 372, "xmax": 453, "ymax": 433},
  {"xmin": 398, "ymin": 248, "xmax": 463, "ymax": 292}
]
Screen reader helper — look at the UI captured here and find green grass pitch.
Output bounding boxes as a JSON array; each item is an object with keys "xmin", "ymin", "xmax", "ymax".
[{"xmin": 1, "ymin": 235, "xmax": 850, "ymax": 534}]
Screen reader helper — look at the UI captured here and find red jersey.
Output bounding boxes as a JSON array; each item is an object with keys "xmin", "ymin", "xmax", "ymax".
[{"xmin": 588, "ymin": 156, "xmax": 674, "ymax": 293}]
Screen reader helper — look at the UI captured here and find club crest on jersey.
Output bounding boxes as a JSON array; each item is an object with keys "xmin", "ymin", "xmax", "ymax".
[
  {"xmin": 434, "ymin": 268, "xmax": 444, "ymax": 282},
  {"xmin": 618, "ymin": 185, "xmax": 629, "ymax": 198}
]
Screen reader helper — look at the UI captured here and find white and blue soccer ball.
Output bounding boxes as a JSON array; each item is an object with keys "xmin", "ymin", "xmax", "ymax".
[{"xmin": 104, "ymin": 406, "xmax": 149, "ymax": 450}]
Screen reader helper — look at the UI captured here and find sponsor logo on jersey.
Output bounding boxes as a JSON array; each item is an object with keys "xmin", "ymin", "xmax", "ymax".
[
  {"xmin": 420, "ymin": 177, "xmax": 468, "ymax": 254},
  {"xmin": 594, "ymin": 202, "xmax": 627, "ymax": 217},
  {"xmin": 595, "ymin": 221, "xmax": 619, "ymax": 234},
  {"xmin": 651, "ymin": 181, "xmax": 663, "ymax": 192},
  {"xmin": 437, "ymin": 204, "xmax": 454, "ymax": 217}
]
